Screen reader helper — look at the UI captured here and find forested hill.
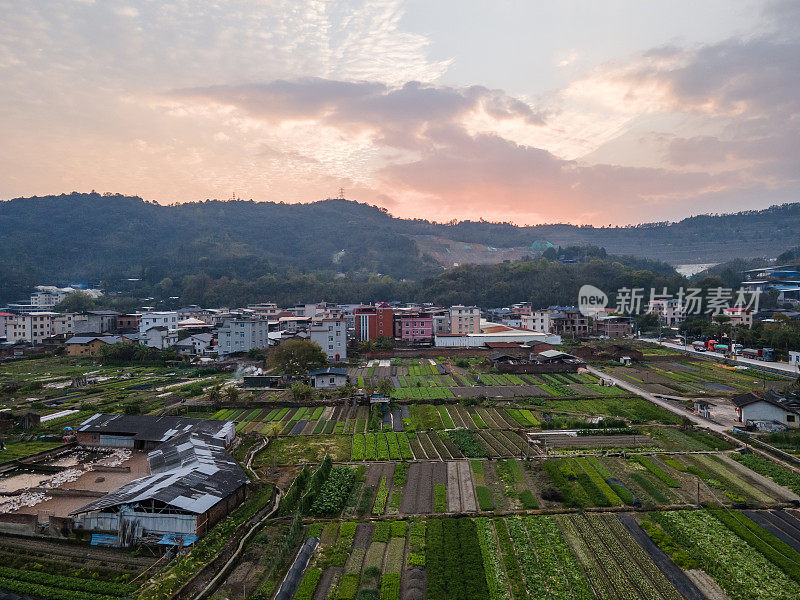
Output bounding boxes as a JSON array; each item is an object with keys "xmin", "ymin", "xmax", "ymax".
[{"xmin": 0, "ymin": 192, "xmax": 798, "ymax": 303}]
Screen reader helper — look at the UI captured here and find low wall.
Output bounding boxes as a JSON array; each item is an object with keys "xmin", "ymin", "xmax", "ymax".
[{"xmin": 497, "ymin": 363, "xmax": 580, "ymax": 374}]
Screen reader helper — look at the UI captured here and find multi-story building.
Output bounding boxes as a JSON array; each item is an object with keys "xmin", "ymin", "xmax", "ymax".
[
  {"xmin": 353, "ymin": 304, "xmax": 395, "ymax": 342},
  {"xmin": 450, "ymin": 305, "xmax": 480, "ymax": 335},
  {"xmin": 0, "ymin": 312, "xmax": 14, "ymax": 340},
  {"xmin": 138, "ymin": 311, "xmax": 179, "ymax": 348},
  {"xmin": 523, "ymin": 307, "xmax": 588, "ymax": 337},
  {"xmin": 116, "ymin": 314, "xmax": 141, "ymax": 332},
  {"xmin": 30, "ymin": 285, "xmax": 103, "ymax": 310},
  {"xmin": 246, "ymin": 303, "xmax": 283, "ymax": 319},
  {"xmin": 395, "ymin": 312, "xmax": 434, "ymax": 343},
  {"xmin": 724, "ymin": 307, "xmax": 753, "ymax": 328},
  {"xmin": 73, "ymin": 310, "xmax": 119, "ymax": 334},
  {"xmin": 431, "ymin": 309, "xmax": 451, "ymax": 335},
  {"xmin": 522, "ymin": 311, "xmax": 552, "ymax": 333},
  {"xmin": 4, "ymin": 312, "xmax": 61, "ymax": 344},
  {"xmin": 217, "ymin": 318, "xmax": 271, "ymax": 356},
  {"xmin": 592, "ymin": 315, "xmax": 633, "ymax": 338},
  {"xmin": 309, "ymin": 318, "xmax": 347, "ymax": 361},
  {"xmin": 647, "ymin": 299, "xmax": 685, "ymax": 327}
]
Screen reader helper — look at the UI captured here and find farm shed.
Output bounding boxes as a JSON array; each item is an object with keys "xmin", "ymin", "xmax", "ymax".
[
  {"xmin": 71, "ymin": 430, "xmax": 247, "ymax": 544},
  {"xmin": 732, "ymin": 390, "xmax": 800, "ymax": 428},
  {"xmin": 307, "ymin": 367, "xmax": 349, "ymax": 390},
  {"xmin": 76, "ymin": 413, "xmax": 235, "ymax": 450}
]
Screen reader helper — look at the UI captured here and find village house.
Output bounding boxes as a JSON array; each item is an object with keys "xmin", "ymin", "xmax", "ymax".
[
  {"xmin": 732, "ymin": 390, "xmax": 800, "ymax": 428},
  {"xmin": 308, "ymin": 367, "xmax": 349, "ymax": 389}
]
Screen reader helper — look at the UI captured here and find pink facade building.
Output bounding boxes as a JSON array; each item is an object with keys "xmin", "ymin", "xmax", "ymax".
[{"xmin": 394, "ymin": 312, "xmax": 433, "ymax": 343}]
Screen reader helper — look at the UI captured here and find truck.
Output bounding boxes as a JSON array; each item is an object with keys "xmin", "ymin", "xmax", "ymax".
[
  {"xmin": 732, "ymin": 343, "xmax": 743, "ymax": 355},
  {"xmin": 714, "ymin": 343, "xmax": 729, "ymax": 353},
  {"xmin": 706, "ymin": 339, "xmax": 718, "ymax": 351},
  {"xmin": 692, "ymin": 341, "xmax": 707, "ymax": 352},
  {"xmin": 741, "ymin": 347, "xmax": 776, "ymax": 361}
]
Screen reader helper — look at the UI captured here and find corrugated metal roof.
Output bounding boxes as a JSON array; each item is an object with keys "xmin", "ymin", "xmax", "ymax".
[
  {"xmin": 77, "ymin": 413, "xmax": 233, "ymax": 443},
  {"xmin": 71, "ymin": 429, "xmax": 247, "ymax": 515}
]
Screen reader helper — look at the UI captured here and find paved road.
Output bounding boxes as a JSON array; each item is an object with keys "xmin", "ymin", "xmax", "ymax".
[
  {"xmin": 586, "ymin": 365, "xmax": 730, "ymax": 435},
  {"xmin": 640, "ymin": 337, "xmax": 800, "ymax": 376}
]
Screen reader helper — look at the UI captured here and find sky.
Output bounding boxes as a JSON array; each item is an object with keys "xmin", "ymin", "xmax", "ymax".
[{"xmin": 1, "ymin": 0, "xmax": 798, "ymax": 225}]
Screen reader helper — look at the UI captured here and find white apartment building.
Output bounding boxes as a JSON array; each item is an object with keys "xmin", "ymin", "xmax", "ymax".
[
  {"xmin": 138, "ymin": 312, "xmax": 179, "ymax": 348},
  {"xmin": 4, "ymin": 312, "xmax": 61, "ymax": 344},
  {"xmin": 217, "ymin": 319, "xmax": 270, "ymax": 356},
  {"xmin": 31, "ymin": 285, "xmax": 103, "ymax": 310},
  {"xmin": 450, "ymin": 305, "xmax": 480, "ymax": 335},
  {"xmin": 522, "ymin": 312, "xmax": 552, "ymax": 333},
  {"xmin": 647, "ymin": 299, "xmax": 685, "ymax": 327},
  {"xmin": 309, "ymin": 318, "xmax": 347, "ymax": 361}
]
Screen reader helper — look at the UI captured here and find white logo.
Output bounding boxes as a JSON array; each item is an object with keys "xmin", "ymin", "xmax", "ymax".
[{"xmin": 578, "ymin": 284, "xmax": 608, "ymax": 317}]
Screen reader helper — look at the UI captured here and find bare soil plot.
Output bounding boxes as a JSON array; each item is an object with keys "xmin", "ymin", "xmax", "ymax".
[
  {"xmin": 458, "ymin": 460, "xmax": 478, "ymax": 512},
  {"xmin": 401, "ymin": 461, "xmax": 434, "ymax": 514},
  {"xmin": 476, "ymin": 407, "xmax": 500, "ymax": 428},
  {"xmin": 497, "ymin": 430, "xmax": 527, "ymax": 455},
  {"xmin": 490, "ymin": 407, "xmax": 517, "ymax": 428},
  {"xmin": 447, "ymin": 461, "xmax": 462, "ymax": 512}
]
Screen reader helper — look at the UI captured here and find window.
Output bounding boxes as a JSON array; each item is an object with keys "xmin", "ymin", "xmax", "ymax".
[{"xmin": 788, "ymin": 415, "xmax": 796, "ymax": 423}]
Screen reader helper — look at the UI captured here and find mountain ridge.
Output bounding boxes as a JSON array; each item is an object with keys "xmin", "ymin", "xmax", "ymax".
[{"xmin": 1, "ymin": 192, "xmax": 798, "ymax": 304}]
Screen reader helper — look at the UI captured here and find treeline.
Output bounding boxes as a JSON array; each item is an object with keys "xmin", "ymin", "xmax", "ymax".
[
  {"xmin": 2, "ymin": 192, "xmax": 800, "ymax": 304},
  {"xmin": 81, "ymin": 255, "xmax": 686, "ymax": 310}
]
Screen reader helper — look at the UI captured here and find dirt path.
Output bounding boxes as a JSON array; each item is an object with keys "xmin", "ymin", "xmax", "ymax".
[{"xmin": 685, "ymin": 570, "xmax": 731, "ymax": 600}]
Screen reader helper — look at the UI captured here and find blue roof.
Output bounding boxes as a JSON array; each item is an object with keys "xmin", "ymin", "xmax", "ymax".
[{"xmin": 307, "ymin": 367, "xmax": 348, "ymax": 376}]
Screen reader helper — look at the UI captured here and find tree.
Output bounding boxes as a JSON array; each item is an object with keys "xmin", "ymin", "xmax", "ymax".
[
  {"xmin": 268, "ymin": 339, "xmax": 327, "ymax": 375},
  {"xmin": 207, "ymin": 384, "xmax": 222, "ymax": 405},
  {"xmin": 377, "ymin": 378, "xmax": 393, "ymax": 397},
  {"xmin": 225, "ymin": 386, "xmax": 240, "ymax": 403},
  {"xmin": 54, "ymin": 291, "xmax": 97, "ymax": 313},
  {"xmin": 338, "ymin": 381, "xmax": 356, "ymax": 397},
  {"xmin": 290, "ymin": 382, "xmax": 315, "ymax": 401}
]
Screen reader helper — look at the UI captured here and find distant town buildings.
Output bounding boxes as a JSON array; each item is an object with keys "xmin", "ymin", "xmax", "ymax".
[{"xmin": 647, "ymin": 298, "xmax": 685, "ymax": 326}]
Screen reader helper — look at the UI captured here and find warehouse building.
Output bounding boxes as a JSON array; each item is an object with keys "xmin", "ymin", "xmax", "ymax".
[
  {"xmin": 70, "ymin": 414, "xmax": 246, "ymax": 545},
  {"xmin": 76, "ymin": 413, "xmax": 235, "ymax": 450}
]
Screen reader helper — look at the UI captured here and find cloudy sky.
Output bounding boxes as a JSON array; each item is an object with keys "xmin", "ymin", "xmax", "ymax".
[{"xmin": 1, "ymin": 0, "xmax": 798, "ymax": 225}]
